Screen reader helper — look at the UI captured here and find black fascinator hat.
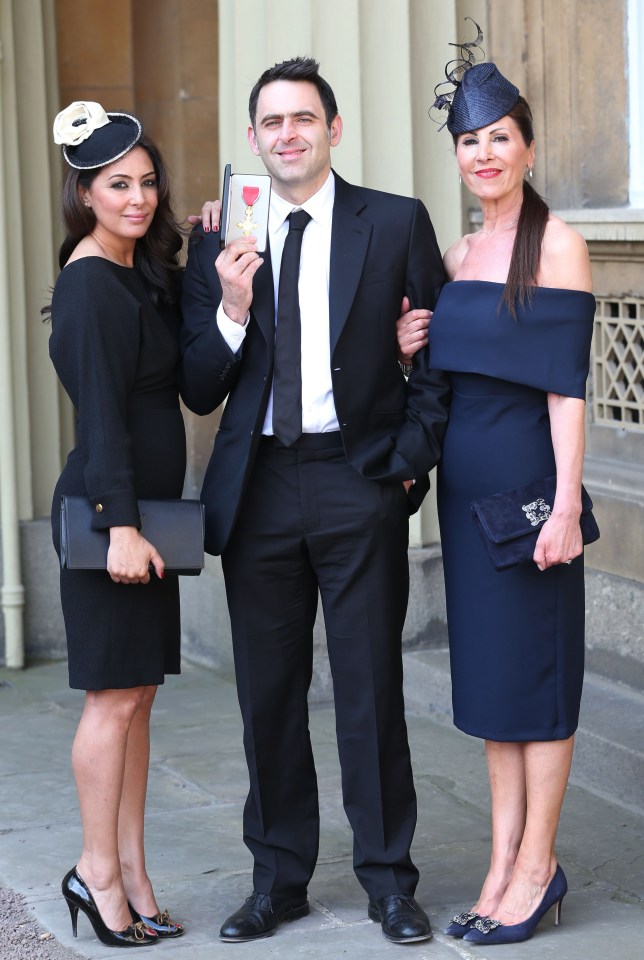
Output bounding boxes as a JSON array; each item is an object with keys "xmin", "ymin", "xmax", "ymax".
[
  {"xmin": 53, "ymin": 101, "xmax": 143, "ymax": 169},
  {"xmin": 431, "ymin": 19, "xmax": 520, "ymax": 136}
]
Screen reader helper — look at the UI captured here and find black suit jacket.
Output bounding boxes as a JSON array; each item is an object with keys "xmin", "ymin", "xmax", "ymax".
[{"xmin": 180, "ymin": 172, "xmax": 451, "ymax": 555}]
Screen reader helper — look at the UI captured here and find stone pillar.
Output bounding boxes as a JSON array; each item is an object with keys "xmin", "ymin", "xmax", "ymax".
[{"xmin": 0, "ymin": 0, "xmax": 63, "ymax": 665}]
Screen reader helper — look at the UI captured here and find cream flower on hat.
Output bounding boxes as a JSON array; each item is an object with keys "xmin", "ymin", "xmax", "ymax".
[{"xmin": 53, "ymin": 101, "xmax": 110, "ymax": 147}]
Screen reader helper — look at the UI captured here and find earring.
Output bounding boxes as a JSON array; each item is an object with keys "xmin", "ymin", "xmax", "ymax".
[
  {"xmin": 459, "ymin": 175, "xmax": 462, "ymax": 185},
  {"xmin": 527, "ymin": 166, "xmax": 533, "ymax": 179},
  {"xmin": 83, "ymin": 200, "xmax": 90, "ymax": 207}
]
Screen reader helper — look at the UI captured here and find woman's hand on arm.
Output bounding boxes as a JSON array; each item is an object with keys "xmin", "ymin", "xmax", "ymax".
[
  {"xmin": 107, "ymin": 527, "xmax": 165, "ymax": 584},
  {"xmin": 533, "ymin": 395, "xmax": 586, "ymax": 570},
  {"xmin": 396, "ymin": 296, "xmax": 431, "ymax": 363},
  {"xmin": 187, "ymin": 199, "xmax": 222, "ymax": 233}
]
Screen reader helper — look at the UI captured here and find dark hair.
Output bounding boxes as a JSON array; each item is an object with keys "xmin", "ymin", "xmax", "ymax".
[
  {"xmin": 455, "ymin": 95, "xmax": 550, "ymax": 318},
  {"xmin": 248, "ymin": 56, "xmax": 338, "ymax": 130},
  {"xmin": 42, "ymin": 135, "xmax": 183, "ymax": 320}
]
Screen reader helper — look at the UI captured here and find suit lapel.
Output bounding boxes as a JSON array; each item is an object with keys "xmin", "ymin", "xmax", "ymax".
[{"xmin": 329, "ymin": 174, "xmax": 371, "ymax": 355}]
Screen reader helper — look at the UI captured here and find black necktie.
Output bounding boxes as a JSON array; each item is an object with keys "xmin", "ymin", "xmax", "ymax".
[{"xmin": 272, "ymin": 209, "xmax": 312, "ymax": 446}]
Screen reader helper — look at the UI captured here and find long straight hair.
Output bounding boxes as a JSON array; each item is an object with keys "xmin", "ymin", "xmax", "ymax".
[{"xmin": 503, "ymin": 97, "xmax": 550, "ymax": 317}]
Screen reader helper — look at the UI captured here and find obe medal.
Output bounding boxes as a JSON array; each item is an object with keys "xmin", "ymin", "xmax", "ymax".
[{"xmin": 236, "ymin": 185, "xmax": 261, "ymax": 237}]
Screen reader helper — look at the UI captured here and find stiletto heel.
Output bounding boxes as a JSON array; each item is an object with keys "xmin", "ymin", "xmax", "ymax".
[
  {"xmin": 61, "ymin": 867, "xmax": 159, "ymax": 947},
  {"xmin": 463, "ymin": 864, "xmax": 568, "ymax": 945},
  {"xmin": 65, "ymin": 898, "xmax": 79, "ymax": 937}
]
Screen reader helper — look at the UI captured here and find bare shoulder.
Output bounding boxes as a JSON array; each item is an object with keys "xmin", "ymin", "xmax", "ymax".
[
  {"xmin": 540, "ymin": 215, "xmax": 592, "ymax": 292},
  {"xmin": 443, "ymin": 235, "xmax": 470, "ymax": 281}
]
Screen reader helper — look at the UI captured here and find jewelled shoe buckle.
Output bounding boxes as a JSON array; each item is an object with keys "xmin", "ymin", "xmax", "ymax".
[
  {"xmin": 473, "ymin": 916, "xmax": 502, "ymax": 934},
  {"xmin": 451, "ymin": 912, "xmax": 478, "ymax": 927}
]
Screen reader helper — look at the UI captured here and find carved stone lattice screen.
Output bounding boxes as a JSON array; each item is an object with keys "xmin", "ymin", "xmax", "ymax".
[{"xmin": 593, "ymin": 298, "xmax": 644, "ymax": 431}]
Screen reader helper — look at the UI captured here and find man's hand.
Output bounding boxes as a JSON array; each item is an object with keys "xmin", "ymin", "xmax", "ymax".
[
  {"xmin": 187, "ymin": 199, "xmax": 222, "ymax": 233},
  {"xmin": 396, "ymin": 296, "xmax": 431, "ymax": 364},
  {"xmin": 216, "ymin": 237, "xmax": 263, "ymax": 324}
]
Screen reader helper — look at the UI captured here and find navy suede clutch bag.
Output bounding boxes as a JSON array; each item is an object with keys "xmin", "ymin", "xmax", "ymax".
[
  {"xmin": 471, "ymin": 476, "xmax": 600, "ymax": 571},
  {"xmin": 60, "ymin": 496, "xmax": 205, "ymax": 576}
]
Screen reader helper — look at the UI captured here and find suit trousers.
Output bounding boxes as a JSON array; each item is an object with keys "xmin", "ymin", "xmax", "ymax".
[{"xmin": 221, "ymin": 433, "xmax": 419, "ymax": 900}]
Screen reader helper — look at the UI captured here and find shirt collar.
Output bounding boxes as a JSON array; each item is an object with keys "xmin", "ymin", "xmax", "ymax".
[{"xmin": 270, "ymin": 169, "xmax": 335, "ymax": 231}]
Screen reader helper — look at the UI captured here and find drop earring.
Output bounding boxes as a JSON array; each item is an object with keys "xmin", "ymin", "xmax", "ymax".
[{"xmin": 459, "ymin": 175, "xmax": 462, "ymax": 185}]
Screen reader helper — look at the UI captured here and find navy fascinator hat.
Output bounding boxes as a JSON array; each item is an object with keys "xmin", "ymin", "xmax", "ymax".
[
  {"xmin": 431, "ymin": 19, "xmax": 520, "ymax": 136},
  {"xmin": 53, "ymin": 101, "xmax": 143, "ymax": 169}
]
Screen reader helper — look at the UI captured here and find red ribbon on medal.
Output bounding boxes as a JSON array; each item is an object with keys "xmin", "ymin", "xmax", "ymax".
[{"xmin": 242, "ymin": 186, "xmax": 260, "ymax": 206}]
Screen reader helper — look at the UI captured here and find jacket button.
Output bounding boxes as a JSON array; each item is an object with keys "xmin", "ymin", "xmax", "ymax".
[{"xmin": 95, "ymin": 503, "xmax": 103, "ymax": 513}]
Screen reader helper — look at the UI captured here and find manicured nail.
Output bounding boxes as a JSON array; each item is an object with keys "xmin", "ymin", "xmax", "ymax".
[
  {"xmin": 214, "ymin": 226, "xmax": 219, "ymax": 232},
  {"xmin": 204, "ymin": 226, "xmax": 210, "ymax": 233}
]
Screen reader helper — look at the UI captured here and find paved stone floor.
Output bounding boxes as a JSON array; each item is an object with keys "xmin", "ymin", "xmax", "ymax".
[{"xmin": 1, "ymin": 659, "xmax": 643, "ymax": 959}]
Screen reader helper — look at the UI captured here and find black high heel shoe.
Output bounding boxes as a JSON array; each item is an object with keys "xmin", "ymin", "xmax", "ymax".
[
  {"xmin": 128, "ymin": 903, "xmax": 185, "ymax": 938},
  {"xmin": 62, "ymin": 867, "xmax": 159, "ymax": 947}
]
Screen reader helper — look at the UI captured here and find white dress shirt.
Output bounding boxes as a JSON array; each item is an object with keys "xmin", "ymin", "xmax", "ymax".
[{"xmin": 217, "ymin": 170, "xmax": 339, "ymax": 435}]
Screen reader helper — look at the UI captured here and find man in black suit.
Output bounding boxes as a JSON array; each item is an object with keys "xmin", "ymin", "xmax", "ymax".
[{"xmin": 180, "ymin": 57, "xmax": 450, "ymax": 945}]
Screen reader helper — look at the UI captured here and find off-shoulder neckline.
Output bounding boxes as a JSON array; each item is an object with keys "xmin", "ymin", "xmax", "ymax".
[{"xmin": 449, "ymin": 279, "xmax": 594, "ymax": 297}]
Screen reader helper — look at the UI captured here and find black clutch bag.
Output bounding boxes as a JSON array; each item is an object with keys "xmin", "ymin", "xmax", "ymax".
[
  {"xmin": 60, "ymin": 496, "xmax": 205, "ymax": 576},
  {"xmin": 470, "ymin": 475, "xmax": 600, "ymax": 571}
]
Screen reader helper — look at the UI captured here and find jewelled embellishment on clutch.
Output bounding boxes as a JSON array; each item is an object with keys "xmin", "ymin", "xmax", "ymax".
[
  {"xmin": 451, "ymin": 912, "xmax": 478, "ymax": 926},
  {"xmin": 473, "ymin": 916, "xmax": 502, "ymax": 934},
  {"xmin": 522, "ymin": 497, "xmax": 552, "ymax": 526}
]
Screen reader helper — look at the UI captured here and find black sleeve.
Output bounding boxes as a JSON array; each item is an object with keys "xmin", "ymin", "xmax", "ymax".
[
  {"xmin": 179, "ymin": 228, "xmax": 242, "ymax": 415},
  {"xmin": 50, "ymin": 261, "xmax": 142, "ymax": 530},
  {"xmin": 375, "ymin": 199, "xmax": 451, "ymax": 481}
]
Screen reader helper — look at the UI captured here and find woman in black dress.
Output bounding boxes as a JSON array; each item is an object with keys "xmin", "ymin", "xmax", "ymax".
[
  {"xmin": 398, "ymin": 28, "xmax": 594, "ymax": 947},
  {"xmin": 47, "ymin": 102, "xmax": 185, "ymax": 946}
]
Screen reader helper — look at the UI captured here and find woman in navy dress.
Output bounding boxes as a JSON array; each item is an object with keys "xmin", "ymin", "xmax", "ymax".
[
  {"xmin": 46, "ymin": 102, "xmax": 185, "ymax": 946},
  {"xmin": 398, "ymin": 32, "xmax": 594, "ymax": 946}
]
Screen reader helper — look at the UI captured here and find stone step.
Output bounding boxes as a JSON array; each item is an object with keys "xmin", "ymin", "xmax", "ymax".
[{"xmin": 403, "ymin": 647, "xmax": 644, "ymax": 816}]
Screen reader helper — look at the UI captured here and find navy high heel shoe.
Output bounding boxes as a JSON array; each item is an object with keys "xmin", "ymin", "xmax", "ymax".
[
  {"xmin": 444, "ymin": 911, "xmax": 480, "ymax": 937},
  {"xmin": 62, "ymin": 867, "xmax": 159, "ymax": 947},
  {"xmin": 128, "ymin": 903, "xmax": 185, "ymax": 938},
  {"xmin": 463, "ymin": 864, "xmax": 567, "ymax": 945}
]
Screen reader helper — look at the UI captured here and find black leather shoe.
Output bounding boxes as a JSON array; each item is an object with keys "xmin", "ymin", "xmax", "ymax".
[
  {"xmin": 219, "ymin": 892, "xmax": 309, "ymax": 942},
  {"xmin": 368, "ymin": 893, "xmax": 432, "ymax": 943}
]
